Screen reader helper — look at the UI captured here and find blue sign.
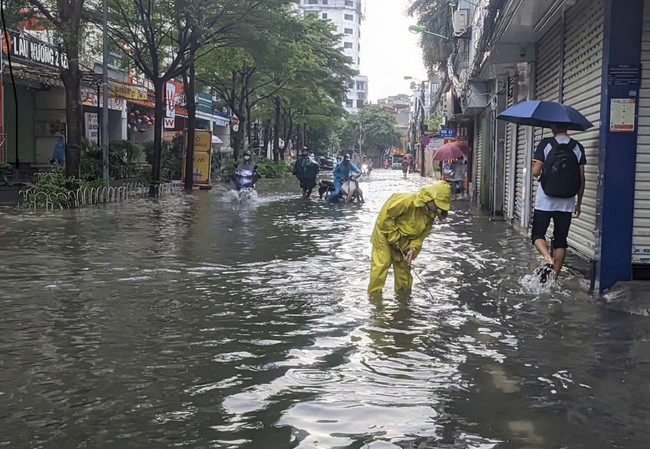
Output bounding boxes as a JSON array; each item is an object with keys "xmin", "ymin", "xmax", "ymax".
[{"xmin": 439, "ymin": 128, "xmax": 455, "ymax": 138}]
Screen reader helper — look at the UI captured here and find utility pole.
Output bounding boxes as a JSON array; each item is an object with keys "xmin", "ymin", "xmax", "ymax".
[
  {"xmin": 420, "ymin": 81, "xmax": 426, "ymax": 177},
  {"xmin": 101, "ymin": 0, "xmax": 110, "ymax": 187}
]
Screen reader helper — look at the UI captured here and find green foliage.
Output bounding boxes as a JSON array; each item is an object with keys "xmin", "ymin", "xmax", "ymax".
[
  {"xmin": 80, "ymin": 139, "xmax": 145, "ymax": 181},
  {"xmin": 143, "ymin": 136, "xmax": 183, "ymax": 181},
  {"xmin": 0, "ymin": 163, "xmax": 12, "ymax": 187},
  {"xmin": 255, "ymin": 157, "xmax": 291, "ymax": 178},
  {"xmin": 31, "ymin": 166, "xmax": 77, "ymax": 197},
  {"xmin": 339, "ymin": 106, "xmax": 401, "ymax": 159},
  {"xmin": 407, "ymin": 0, "xmax": 454, "ymax": 72},
  {"xmin": 220, "ymin": 156, "xmax": 290, "ymax": 179}
]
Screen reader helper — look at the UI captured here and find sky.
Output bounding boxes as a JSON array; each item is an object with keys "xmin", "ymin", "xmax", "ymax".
[{"xmin": 359, "ymin": 0, "xmax": 429, "ymax": 102}]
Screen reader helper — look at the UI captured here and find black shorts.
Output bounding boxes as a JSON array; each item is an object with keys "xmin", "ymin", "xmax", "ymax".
[{"xmin": 531, "ymin": 210, "xmax": 572, "ymax": 249}]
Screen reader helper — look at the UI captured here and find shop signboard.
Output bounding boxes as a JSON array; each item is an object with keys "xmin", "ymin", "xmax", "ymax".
[
  {"xmin": 197, "ymin": 92, "xmax": 213, "ymax": 115},
  {"xmin": 108, "ymin": 81, "xmax": 147, "ymax": 101},
  {"xmin": 2, "ymin": 30, "xmax": 68, "ymax": 69},
  {"xmin": 182, "ymin": 129, "xmax": 212, "ymax": 187}
]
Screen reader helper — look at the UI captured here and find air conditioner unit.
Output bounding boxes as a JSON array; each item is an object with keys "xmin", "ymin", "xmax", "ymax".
[{"xmin": 453, "ymin": 9, "xmax": 469, "ymax": 35}]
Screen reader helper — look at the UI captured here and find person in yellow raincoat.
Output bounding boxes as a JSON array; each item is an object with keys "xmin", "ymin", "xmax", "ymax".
[{"xmin": 368, "ymin": 181, "xmax": 451, "ymax": 294}]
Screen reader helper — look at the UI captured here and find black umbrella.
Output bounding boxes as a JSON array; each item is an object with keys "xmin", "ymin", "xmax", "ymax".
[{"xmin": 497, "ymin": 100, "xmax": 594, "ymax": 131}]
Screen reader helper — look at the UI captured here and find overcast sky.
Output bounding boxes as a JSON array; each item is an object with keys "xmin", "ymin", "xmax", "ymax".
[{"xmin": 359, "ymin": 0, "xmax": 429, "ymax": 102}]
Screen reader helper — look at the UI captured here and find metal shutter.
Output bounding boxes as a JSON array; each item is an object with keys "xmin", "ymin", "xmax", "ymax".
[
  {"xmin": 533, "ymin": 20, "xmax": 562, "ymax": 225},
  {"xmin": 514, "ymin": 124, "xmax": 527, "ymax": 221},
  {"xmin": 561, "ymin": 0, "xmax": 604, "ymax": 260},
  {"xmin": 475, "ymin": 113, "xmax": 484, "ymax": 200},
  {"xmin": 633, "ymin": 0, "xmax": 650, "ymax": 264},
  {"xmin": 504, "ymin": 76, "xmax": 516, "ymax": 219}
]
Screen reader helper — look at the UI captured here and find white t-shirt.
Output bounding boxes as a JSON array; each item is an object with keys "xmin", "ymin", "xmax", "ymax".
[{"xmin": 533, "ymin": 135, "xmax": 586, "ymax": 213}]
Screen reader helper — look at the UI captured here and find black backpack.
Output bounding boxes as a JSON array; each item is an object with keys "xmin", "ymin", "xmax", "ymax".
[{"xmin": 541, "ymin": 138, "xmax": 581, "ymax": 198}]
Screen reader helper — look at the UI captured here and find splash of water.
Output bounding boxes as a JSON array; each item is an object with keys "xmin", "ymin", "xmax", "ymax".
[{"xmin": 224, "ymin": 189, "xmax": 259, "ymax": 203}]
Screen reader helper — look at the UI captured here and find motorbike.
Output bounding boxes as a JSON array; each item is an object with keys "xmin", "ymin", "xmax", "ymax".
[
  {"xmin": 340, "ymin": 174, "xmax": 364, "ymax": 203},
  {"xmin": 318, "ymin": 179, "xmax": 335, "ymax": 199},
  {"xmin": 361, "ymin": 163, "xmax": 373, "ymax": 177},
  {"xmin": 233, "ymin": 169, "xmax": 257, "ymax": 200},
  {"xmin": 319, "ymin": 174, "xmax": 363, "ymax": 203}
]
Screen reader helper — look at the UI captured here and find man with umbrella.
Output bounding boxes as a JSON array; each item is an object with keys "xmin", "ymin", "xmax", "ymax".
[
  {"xmin": 498, "ymin": 100, "xmax": 592, "ymax": 282},
  {"xmin": 530, "ymin": 124, "xmax": 586, "ymax": 282}
]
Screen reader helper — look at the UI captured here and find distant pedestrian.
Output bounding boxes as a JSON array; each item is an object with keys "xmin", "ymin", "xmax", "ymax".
[
  {"xmin": 50, "ymin": 136, "xmax": 66, "ymax": 165},
  {"xmin": 531, "ymin": 124, "xmax": 586, "ymax": 282},
  {"xmin": 447, "ymin": 157, "xmax": 465, "ymax": 194},
  {"xmin": 401, "ymin": 158, "xmax": 410, "ymax": 178}
]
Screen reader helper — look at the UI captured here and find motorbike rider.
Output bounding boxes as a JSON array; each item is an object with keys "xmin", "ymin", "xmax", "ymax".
[
  {"xmin": 233, "ymin": 150, "xmax": 261, "ymax": 187},
  {"xmin": 328, "ymin": 153, "xmax": 361, "ymax": 203},
  {"xmin": 293, "ymin": 148, "xmax": 320, "ymax": 198}
]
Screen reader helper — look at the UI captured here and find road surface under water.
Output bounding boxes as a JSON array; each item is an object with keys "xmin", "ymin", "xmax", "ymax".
[{"xmin": 1, "ymin": 170, "xmax": 649, "ymax": 449}]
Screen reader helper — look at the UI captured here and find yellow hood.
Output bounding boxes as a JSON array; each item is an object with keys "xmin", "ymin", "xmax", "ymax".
[{"xmin": 414, "ymin": 181, "xmax": 452, "ymax": 211}]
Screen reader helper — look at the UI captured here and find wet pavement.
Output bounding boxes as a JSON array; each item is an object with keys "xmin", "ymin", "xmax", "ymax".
[{"xmin": 1, "ymin": 170, "xmax": 650, "ymax": 448}]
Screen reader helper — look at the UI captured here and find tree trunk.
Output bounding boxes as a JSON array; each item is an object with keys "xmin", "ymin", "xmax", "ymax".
[
  {"xmin": 61, "ymin": 69, "xmax": 82, "ymax": 179},
  {"xmin": 182, "ymin": 37, "xmax": 197, "ymax": 193},
  {"xmin": 151, "ymin": 78, "xmax": 165, "ymax": 197},
  {"xmin": 273, "ymin": 97, "xmax": 280, "ymax": 162}
]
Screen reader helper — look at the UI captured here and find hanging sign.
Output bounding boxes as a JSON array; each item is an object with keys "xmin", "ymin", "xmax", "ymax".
[{"xmin": 165, "ymin": 82, "xmax": 176, "ymax": 129}]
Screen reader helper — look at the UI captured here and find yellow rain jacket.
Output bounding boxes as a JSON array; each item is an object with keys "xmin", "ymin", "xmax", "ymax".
[{"xmin": 368, "ymin": 182, "xmax": 451, "ymax": 294}]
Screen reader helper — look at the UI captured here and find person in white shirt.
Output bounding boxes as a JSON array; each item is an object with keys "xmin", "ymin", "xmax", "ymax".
[{"xmin": 531, "ymin": 124, "xmax": 586, "ymax": 282}]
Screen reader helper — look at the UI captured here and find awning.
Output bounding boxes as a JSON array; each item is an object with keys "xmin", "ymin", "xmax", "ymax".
[{"xmin": 212, "ymin": 135, "xmax": 223, "ymax": 144}]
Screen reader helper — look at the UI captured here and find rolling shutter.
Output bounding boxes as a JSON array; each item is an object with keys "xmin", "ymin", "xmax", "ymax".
[
  {"xmin": 633, "ymin": 0, "xmax": 650, "ymax": 264},
  {"xmin": 514, "ymin": 125, "xmax": 527, "ymax": 221},
  {"xmin": 475, "ymin": 113, "xmax": 483, "ymax": 200},
  {"xmin": 532, "ymin": 0, "xmax": 604, "ymax": 260},
  {"xmin": 504, "ymin": 76, "xmax": 516, "ymax": 219},
  {"xmin": 561, "ymin": 0, "xmax": 604, "ymax": 260}
]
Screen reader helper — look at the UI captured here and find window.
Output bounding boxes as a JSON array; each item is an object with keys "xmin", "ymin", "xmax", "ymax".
[
  {"xmin": 357, "ymin": 99, "xmax": 364, "ymax": 109},
  {"xmin": 347, "ymin": 81, "xmax": 354, "ymax": 89},
  {"xmin": 345, "ymin": 99, "xmax": 354, "ymax": 108},
  {"xmin": 344, "ymin": 28, "xmax": 353, "ymax": 34},
  {"xmin": 345, "ymin": 0, "xmax": 353, "ymax": 6},
  {"xmin": 345, "ymin": 14, "xmax": 354, "ymax": 20},
  {"xmin": 322, "ymin": 12, "xmax": 328, "ymax": 19},
  {"xmin": 322, "ymin": 0, "xmax": 328, "ymax": 4},
  {"xmin": 308, "ymin": 0, "xmax": 318, "ymax": 4},
  {"xmin": 344, "ymin": 42, "xmax": 353, "ymax": 49},
  {"xmin": 357, "ymin": 82, "xmax": 366, "ymax": 91}
]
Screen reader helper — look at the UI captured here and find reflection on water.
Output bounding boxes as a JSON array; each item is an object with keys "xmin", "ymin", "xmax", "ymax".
[{"xmin": 1, "ymin": 171, "xmax": 649, "ymax": 448}]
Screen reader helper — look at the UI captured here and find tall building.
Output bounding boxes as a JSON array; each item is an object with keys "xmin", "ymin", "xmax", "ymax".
[{"xmin": 299, "ymin": 0, "xmax": 368, "ymax": 114}]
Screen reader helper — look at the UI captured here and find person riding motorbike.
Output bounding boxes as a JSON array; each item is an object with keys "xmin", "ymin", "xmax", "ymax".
[
  {"xmin": 233, "ymin": 150, "xmax": 261, "ymax": 188},
  {"xmin": 328, "ymin": 153, "xmax": 361, "ymax": 203},
  {"xmin": 293, "ymin": 148, "xmax": 320, "ymax": 198}
]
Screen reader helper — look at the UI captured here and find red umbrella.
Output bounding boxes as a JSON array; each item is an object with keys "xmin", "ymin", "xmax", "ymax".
[{"xmin": 432, "ymin": 142, "xmax": 471, "ymax": 161}]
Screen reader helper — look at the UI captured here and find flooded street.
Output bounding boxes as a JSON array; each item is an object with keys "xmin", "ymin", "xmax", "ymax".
[{"xmin": 2, "ymin": 170, "xmax": 650, "ymax": 448}]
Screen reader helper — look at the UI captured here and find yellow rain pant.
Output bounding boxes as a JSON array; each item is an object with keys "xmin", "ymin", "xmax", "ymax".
[{"xmin": 368, "ymin": 231, "xmax": 413, "ymax": 293}]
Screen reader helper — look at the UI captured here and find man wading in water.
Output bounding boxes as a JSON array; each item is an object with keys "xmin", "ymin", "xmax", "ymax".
[{"xmin": 531, "ymin": 124, "xmax": 586, "ymax": 283}]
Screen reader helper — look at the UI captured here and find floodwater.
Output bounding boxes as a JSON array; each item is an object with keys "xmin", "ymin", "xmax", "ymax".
[{"xmin": 1, "ymin": 170, "xmax": 650, "ymax": 449}]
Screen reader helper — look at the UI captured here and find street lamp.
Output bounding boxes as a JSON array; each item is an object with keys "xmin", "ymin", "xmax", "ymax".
[{"xmin": 408, "ymin": 25, "xmax": 450, "ymax": 41}]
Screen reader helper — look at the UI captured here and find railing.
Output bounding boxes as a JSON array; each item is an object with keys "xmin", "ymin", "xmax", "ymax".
[{"xmin": 19, "ymin": 181, "xmax": 182, "ymax": 211}]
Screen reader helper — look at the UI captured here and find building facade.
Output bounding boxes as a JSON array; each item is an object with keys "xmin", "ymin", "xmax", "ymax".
[
  {"xmin": 434, "ymin": 0, "xmax": 650, "ymax": 291},
  {"xmin": 299, "ymin": 0, "xmax": 368, "ymax": 114}
]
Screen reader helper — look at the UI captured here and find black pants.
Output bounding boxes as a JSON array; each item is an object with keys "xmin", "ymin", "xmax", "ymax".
[{"xmin": 531, "ymin": 210, "xmax": 572, "ymax": 249}]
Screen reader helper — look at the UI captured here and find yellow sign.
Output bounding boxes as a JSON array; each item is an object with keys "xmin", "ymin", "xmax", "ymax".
[
  {"xmin": 108, "ymin": 81, "xmax": 148, "ymax": 101},
  {"xmin": 194, "ymin": 129, "xmax": 212, "ymax": 152},
  {"xmin": 182, "ymin": 130, "xmax": 212, "ymax": 187}
]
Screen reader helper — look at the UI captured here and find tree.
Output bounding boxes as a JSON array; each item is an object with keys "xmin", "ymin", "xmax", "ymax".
[
  {"xmin": 27, "ymin": 0, "xmax": 87, "ymax": 178},
  {"xmin": 407, "ymin": 0, "xmax": 453, "ymax": 73},
  {"xmin": 339, "ymin": 105, "xmax": 401, "ymax": 160}
]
